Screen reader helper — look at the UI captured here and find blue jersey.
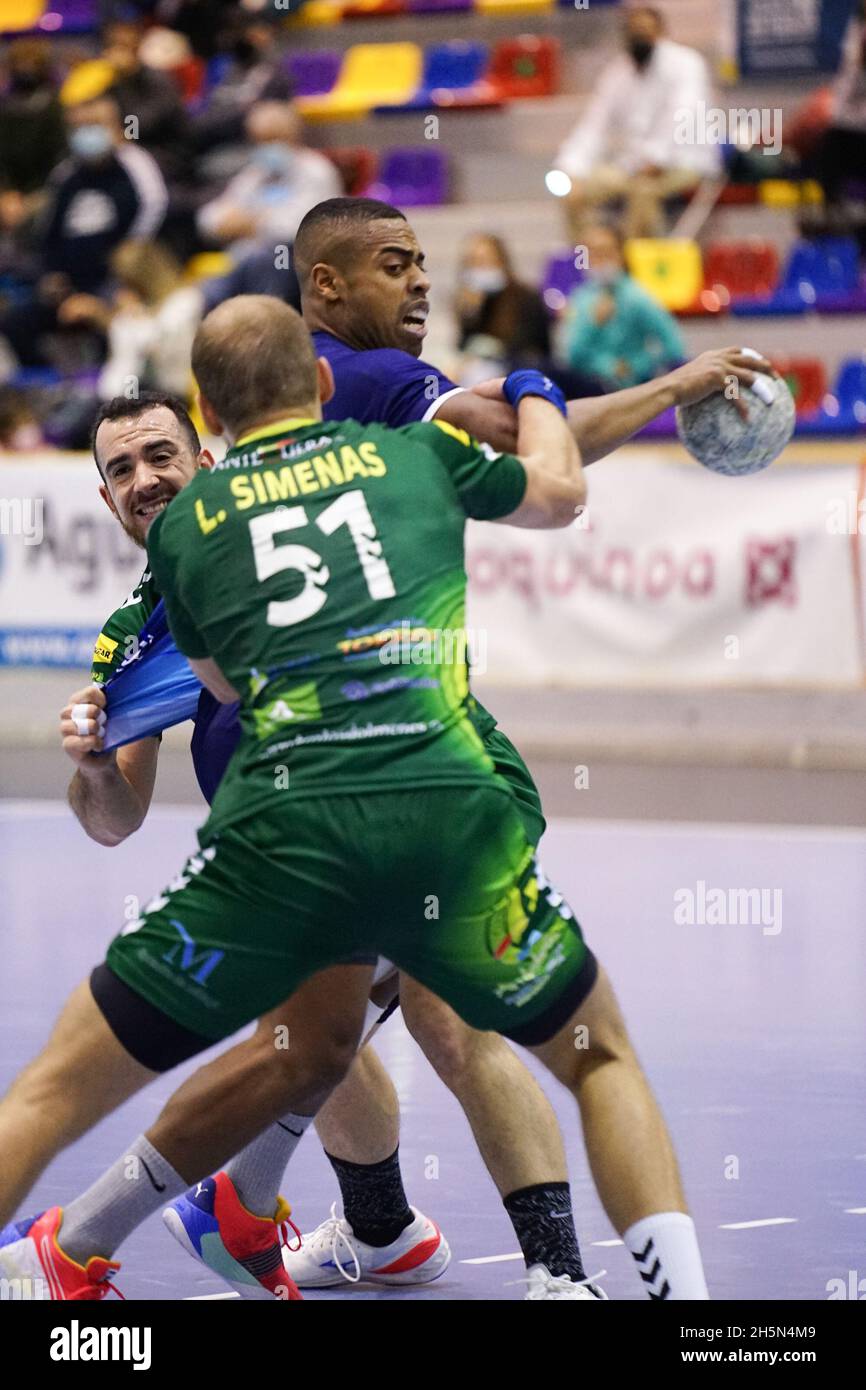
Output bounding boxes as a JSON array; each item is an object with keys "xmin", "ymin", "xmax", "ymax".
[
  {"xmin": 104, "ymin": 333, "xmax": 469, "ymax": 805},
  {"xmin": 313, "ymin": 330, "xmax": 463, "ymax": 429}
]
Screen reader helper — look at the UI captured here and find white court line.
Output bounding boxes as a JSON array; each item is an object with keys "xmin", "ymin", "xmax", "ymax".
[
  {"xmin": 591, "ymin": 1239, "xmax": 623, "ymax": 1247},
  {"xmin": 719, "ymin": 1218, "xmax": 798, "ymax": 1230},
  {"xmin": 183, "ymin": 1292, "xmax": 240, "ymax": 1300},
  {"xmin": 845, "ymin": 1207, "xmax": 866, "ymax": 1214},
  {"xmin": 460, "ymin": 1252, "xmax": 523, "ymax": 1265},
  {"xmin": 3, "ymin": 802, "xmax": 866, "ymax": 841}
]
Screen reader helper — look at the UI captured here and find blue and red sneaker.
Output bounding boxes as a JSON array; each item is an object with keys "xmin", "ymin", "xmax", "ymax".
[
  {"xmin": 0, "ymin": 1208, "xmax": 122, "ymax": 1300},
  {"xmin": 163, "ymin": 1172, "xmax": 303, "ymax": 1300}
]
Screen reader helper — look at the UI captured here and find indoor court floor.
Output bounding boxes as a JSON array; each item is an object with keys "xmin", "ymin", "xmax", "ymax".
[{"xmin": 2, "ymin": 802, "xmax": 864, "ymax": 1301}]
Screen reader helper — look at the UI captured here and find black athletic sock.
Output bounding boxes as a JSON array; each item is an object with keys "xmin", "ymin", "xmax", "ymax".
[
  {"xmin": 503, "ymin": 1182, "xmax": 586, "ymax": 1281},
  {"xmin": 325, "ymin": 1146, "xmax": 414, "ymax": 1248}
]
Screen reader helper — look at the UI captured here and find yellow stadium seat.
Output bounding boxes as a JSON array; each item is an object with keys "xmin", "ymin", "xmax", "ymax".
[
  {"xmin": 290, "ymin": 0, "xmax": 346, "ymax": 23},
  {"xmin": 476, "ymin": 0, "xmax": 553, "ymax": 13},
  {"xmin": 184, "ymin": 252, "xmax": 234, "ymax": 284},
  {"xmin": 296, "ymin": 43, "xmax": 423, "ymax": 121},
  {"xmin": 60, "ymin": 60, "xmax": 116, "ymax": 108},
  {"xmin": 624, "ymin": 238, "xmax": 704, "ymax": 312},
  {"xmin": 0, "ymin": 1, "xmax": 44, "ymax": 32},
  {"xmin": 759, "ymin": 179, "xmax": 824, "ymax": 207}
]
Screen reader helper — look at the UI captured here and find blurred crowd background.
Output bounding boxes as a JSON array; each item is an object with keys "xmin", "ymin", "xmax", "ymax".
[{"xmin": 1, "ymin": 0, "xmax": 865, "ymax": 451}]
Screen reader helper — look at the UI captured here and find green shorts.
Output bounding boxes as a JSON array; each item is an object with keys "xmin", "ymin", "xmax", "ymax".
[
  {"xmin": 485, "ymin": 726, "xmax": 546, "ymax": 847},
  {"xmin": 104, "ymin": 782, "xmax": 593, "ymax": 1051}
]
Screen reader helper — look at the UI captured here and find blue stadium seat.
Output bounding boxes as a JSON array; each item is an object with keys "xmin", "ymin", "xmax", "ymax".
[
  {"xmin": 540, "ymin": 250, "xmax": 584, "ymax": 313},
  {"xmin": 374, "ymin": 40, "xmax": 495, "ymax": 112},
  {"xmin": 732, "ymin": 237, "xmax": 861, "ymax": 316}
]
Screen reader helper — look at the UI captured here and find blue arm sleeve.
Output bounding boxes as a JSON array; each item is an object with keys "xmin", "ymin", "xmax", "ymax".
[{"xmin": 101, "ymin": 599, "xmax": 203, "ymax": 751}]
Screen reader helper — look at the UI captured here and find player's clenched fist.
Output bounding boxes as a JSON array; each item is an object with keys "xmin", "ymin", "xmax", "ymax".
[{"xmin": 60, "ymin": 684, "xmax": 112, "ymax": 766}]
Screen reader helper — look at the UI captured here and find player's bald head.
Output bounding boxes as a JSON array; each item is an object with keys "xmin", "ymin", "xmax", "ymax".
[
  {"xmin": 293, "ymin": 197, "xmax": 407, "ymax": 286},
  {"xmin": 192, "ymin": 295, "xmax": 319, "ymax": 436}
]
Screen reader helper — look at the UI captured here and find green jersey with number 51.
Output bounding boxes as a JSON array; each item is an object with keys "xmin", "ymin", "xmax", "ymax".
[{"xmin": 145, "ymin": 414, "xmax": 527, "ymax": 829}]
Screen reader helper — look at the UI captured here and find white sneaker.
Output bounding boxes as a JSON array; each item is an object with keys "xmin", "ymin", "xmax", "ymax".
[
  {"xmin": 523, "ymin": 1264, "xmax": 609, "ymax": 1300},
  {"xmin": 282, "ymin": 1203, "xmax": 451, "ymax": 1288}
]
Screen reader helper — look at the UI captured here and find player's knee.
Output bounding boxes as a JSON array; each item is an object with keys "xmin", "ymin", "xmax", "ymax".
[{"xmin": 409, "ymin": 1012, "xmax": 480, "ymax": 1088}]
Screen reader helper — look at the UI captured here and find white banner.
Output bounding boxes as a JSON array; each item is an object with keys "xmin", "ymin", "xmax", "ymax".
[
  {"xmin": 1, "ymin": 447, "xmax": 864, "ymax": 685},
  {"xmin": 466, "ymin": 449, "xmax": 866, "ymax": 687},
  {"xmin": 0, "ymin": 456, "xmax": 142, "ymax": 667}
]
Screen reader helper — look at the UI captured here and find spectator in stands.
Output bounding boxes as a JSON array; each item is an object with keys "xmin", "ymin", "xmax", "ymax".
[
  {"xmin": 559, "ymin": 220, "xmax": 685, "ymax": 389},
  {"xmin": 0, "ymin": 388, "xmax": 45, "ymax": 452},
  {"xmin": 190, "ymin": 13, "xmax": 293, "ymax": 154},
  {"xmin": 554, "ymin": 5, "xmax": 719, "ymax": 240},
  {"xmin": 154, "ymin": 0, "xmax": 238, "ymax": 61},
  {"xmin": 0, "ymin": 89, "xmax": 167, "ymax": 369},
  {"xmin": 57, "ymin": 240, "xmax": 202, "ymax": 400},
  {"xmin": 101, "ymin": 18, "xmax": 189, "ymax": 180},
  {"xmin": 0, "ymin": 40, "xmax": 66, "ymax": 201},
  {"xmin": 814, "ymin": 0, "xmax": 866, "ymax": 226},
  {"xmin": 197, "ymin": 101, "xmax": 341, "ymax": 253},
  {"xmin": 455, "ymin": 232, "xmax": 551, "ymax": 366}
]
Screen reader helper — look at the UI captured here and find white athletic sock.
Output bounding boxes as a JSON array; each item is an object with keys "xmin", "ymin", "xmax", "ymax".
[
  {"xmin": 623, "ymin": 1212, "xmax": 709, "ymax": 1300},
  {"xmin": 60, "ymin": 1135, "xmax": 186, "ymax": 1264},
  {"xmin": 224, "ymin": 1111, "xmax": 315, "ymax": 1218}
]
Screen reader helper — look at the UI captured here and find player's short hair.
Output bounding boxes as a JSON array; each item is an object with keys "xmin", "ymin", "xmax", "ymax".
[
  {"xmin": 90, "ymin": 391, "xmax": 201, "ymax": 478},
  {"xmin": 192, "ymin": 295, "xmax": 319, "ymax": 436},
  {"xmin": 293, "ymin": 197, "xmax": 406, "ymax": 282}
]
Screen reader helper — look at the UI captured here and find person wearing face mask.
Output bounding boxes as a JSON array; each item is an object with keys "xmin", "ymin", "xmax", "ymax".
[
  {"xmin": 100, "ymin": 19, "xmax": 189, "ymax": 182},
  {"xmin": 560, "ymin": 220, "xmax": 685, "ymax": 389},
  {"xmin": 0, "ymin": 85, "xmax": 167, "ymax": 373},
  {"xmin": 553, "ymin": 5, "xmax": 720, "ymax": 241},
  {"xmin": 455, "ymin": 232, "xmax": 552, "ymax": 369},
  {"xmin": 197, "ymin": 100, "xmax": 341, "ymax": 255},
  {"xmin": 190, "ymin": 14, "xmax": 294, "ymax": 156}
]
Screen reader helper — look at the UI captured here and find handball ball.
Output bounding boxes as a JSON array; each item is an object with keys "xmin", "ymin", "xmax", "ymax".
[{"xmin": 675, "ymin": 354, "xmax": 795, "ymax": 476}]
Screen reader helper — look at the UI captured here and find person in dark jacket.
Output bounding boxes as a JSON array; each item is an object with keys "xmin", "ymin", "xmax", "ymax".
[
  {"xmin": 101, "ymin": 19, "xmax": 189, "ymax": 180},
  {"xmin": 0, "ymin": 91, "xmax": 167, "ymax": 369}
]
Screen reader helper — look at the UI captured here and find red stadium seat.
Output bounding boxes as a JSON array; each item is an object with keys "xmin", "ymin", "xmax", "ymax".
[
  {"xmin": 771, "ymin": 358, "xmax": 828, "ymax": 418},
  {"xmin": 704, "ymin": 240, "xmax": 780, "ymax": 300},
  {"xmin": 484, "ymin": 36, "xmax": 560, "ymax": 100},
  {"xmin": 322, "ymin": 146, "xmax": 379, "ymax": 195}
]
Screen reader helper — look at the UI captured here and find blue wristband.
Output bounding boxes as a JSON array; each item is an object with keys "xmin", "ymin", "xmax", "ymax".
[{"xmin": 502, "ymin": 369, "xmax": 568, "ymax": 418}]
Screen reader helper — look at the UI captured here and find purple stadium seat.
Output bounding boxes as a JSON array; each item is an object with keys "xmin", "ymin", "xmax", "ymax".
[
  {"xmin": 540, "ymin": 250, "xmax": 585, "ymax": 314},
  {"xmin": 367, "ymin": 147, "xmax": 448, "ymax": 205},
  {"xmin": 406, "ymin": 0, "xmax": 473, "ymax": 11},
  {"xmin": 285, "ymin": 50, "xmax": 343, "ymax": 98}
]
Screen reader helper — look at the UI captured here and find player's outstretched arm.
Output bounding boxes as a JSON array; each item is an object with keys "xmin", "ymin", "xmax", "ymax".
[
  {"xmin": 464, "ymin": 348, "xmax": 775, "ymax": 466},
  {"xmin": 564, "ymin": 347, "xmax": 775, "ymax": 464},
  {"xmin": 62, "ymin": 683, "xmax": 159, "ymax": 847}
]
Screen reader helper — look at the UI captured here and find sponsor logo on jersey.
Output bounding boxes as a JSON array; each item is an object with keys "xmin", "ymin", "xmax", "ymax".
[
  {"xmin": 92, "ymin": 631, "xmax": 119, "ymax": 665},
  {"xmin": 252, "ymin": 681, "xmax": 322, "ymax": 738}
]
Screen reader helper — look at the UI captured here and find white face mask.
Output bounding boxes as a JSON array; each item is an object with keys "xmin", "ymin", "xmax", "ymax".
[
  {"xmin": 462, "ymin": 267, "xmax": 507, "ymax": 294},
  {"xmin": 586, "ymin": 265, "xmax": 620, "ymax": 286}
]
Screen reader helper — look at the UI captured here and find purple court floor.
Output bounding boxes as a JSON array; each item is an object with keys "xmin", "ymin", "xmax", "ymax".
[{"xmin": 2, "ymin": 802, "xmax": 864, "ymax": 1301}]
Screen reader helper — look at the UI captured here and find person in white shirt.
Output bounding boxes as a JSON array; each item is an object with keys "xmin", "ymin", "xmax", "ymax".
[
  {"xmin": 197, "ymin": 100, "xmax": 342, "ymax": 254},
  {"xmin": 554, "ymin": 5, "xmax": 720, "ymax": 241}
]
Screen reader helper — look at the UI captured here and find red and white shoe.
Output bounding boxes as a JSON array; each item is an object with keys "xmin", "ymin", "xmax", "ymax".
[
  {"xmin": 282, "ymin": 1203, "xmax": 451, "ymax": 1288},
  {"xmin": 0, "ymin": 1208, "xmax": 122, "ymax": 1300},
  {"xmin": 163, "ymin": 1172, "xmax": 303, "ymax": 1300}
]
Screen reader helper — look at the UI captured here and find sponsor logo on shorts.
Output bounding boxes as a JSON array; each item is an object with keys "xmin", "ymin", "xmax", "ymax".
[
  {"xmin": 161, "ymin": 919, "xmax": 224, "ymax": 986},
  {"xmin": 489, "ymin": 858, "xmax": 575, "ymax": 1008}
]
